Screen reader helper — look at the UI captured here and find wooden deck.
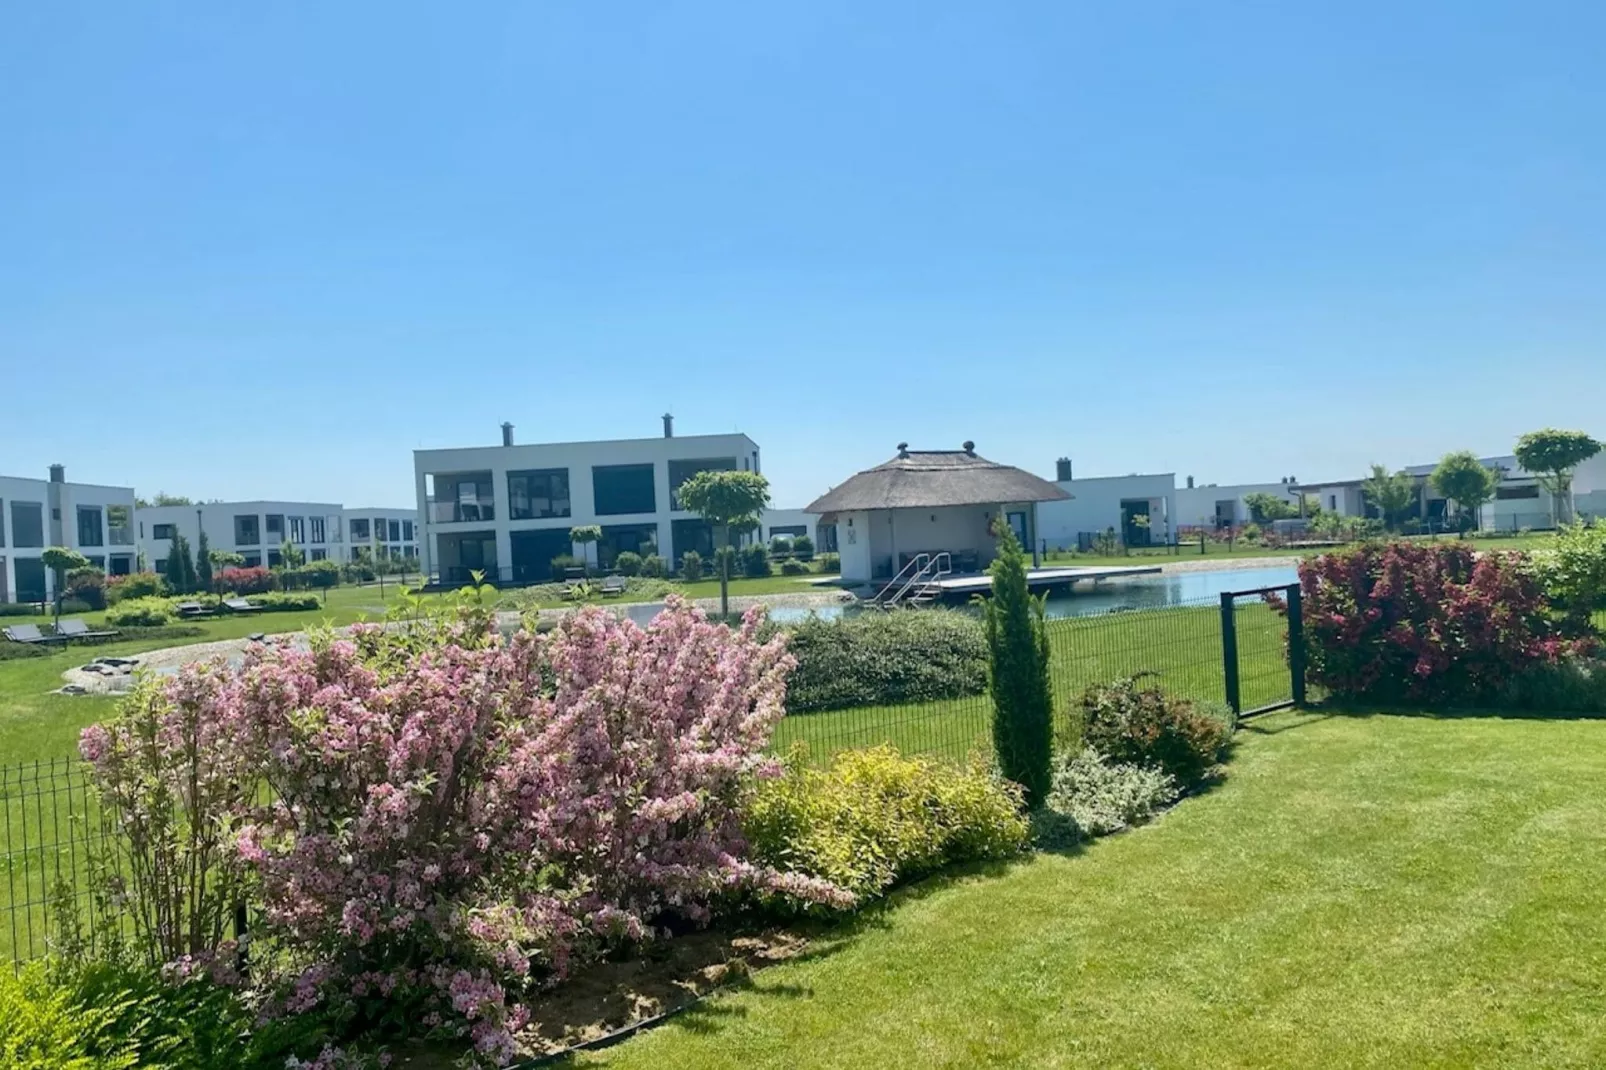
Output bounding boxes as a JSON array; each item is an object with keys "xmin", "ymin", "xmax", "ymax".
[{"xmin": 928, "ymin": 565, "xmax": 1161, "ymax": 597}]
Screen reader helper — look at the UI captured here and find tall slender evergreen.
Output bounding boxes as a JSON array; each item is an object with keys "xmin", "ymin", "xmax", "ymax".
[
  {"xmin": 984, "ymin": 521, "xmax": 1054, "ymax": 807},
  {"xmin": 195, "ymin": 529, "xmax": 214, "ymax": 594}
]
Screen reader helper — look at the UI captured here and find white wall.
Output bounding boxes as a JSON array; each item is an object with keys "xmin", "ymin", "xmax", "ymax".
[
  {"xmin": 1037, "ymin": 474, "xmax": 1176, "ymax": 548},
  {"xmin": 344, "ymin": 507, "xmax": 422, "ymax": 561},
  {"xmin": 415, "ymin": 431, "xmax": 761, "ymax": 580},
  {"xmin": 1174, "ymin": 482, "xmax": 1298, "ymax": 529},
  {"xmin": 761, "ymin": 507, "xmax": 817, "ymax": 542},
  {"xmin": 138, "ymin": 501, "xmax": 345, "ymax": 570},
  {"xmin": 1, "ymin": 473, "xmax": 137, "ymax": 601},
  {"xmin": 837, "ymin": 510, "xmax": 873, "ymax": 584}
]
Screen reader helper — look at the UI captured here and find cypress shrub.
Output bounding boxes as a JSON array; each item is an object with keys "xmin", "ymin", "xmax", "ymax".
[{"xmin": 984, "ymin": 523, "xmax": 1053, "ymax": 807}]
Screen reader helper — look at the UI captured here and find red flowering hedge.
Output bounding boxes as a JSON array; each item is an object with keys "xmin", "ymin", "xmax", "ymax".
[
  {"xmin": 216, "ymin": 565, "xmax": 274, "ymax": 595},
  {"xmin": 1292, "ymin": 541, "xmax": 1588, "ymax": 704}
]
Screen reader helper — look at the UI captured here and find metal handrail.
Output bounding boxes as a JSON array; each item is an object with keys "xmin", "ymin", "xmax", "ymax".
[
  {"xmin": 880, "ymin": 551, "xmax": 953, "ymax": 608},
  {"xmin": 873, "ymin": 553, "xmax": 929, "ymax": 606}
]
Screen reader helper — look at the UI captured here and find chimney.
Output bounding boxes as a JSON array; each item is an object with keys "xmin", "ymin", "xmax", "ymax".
[
  {"xmin": 897, "ymin": 442, "xmax": 910, "ymax": 458},
  {"xmin": 48, "ymin": 464, "xmax": 65, "ymax": 483},
  {"xmin": 500, "ymin": 422, "xmax": 514, "ymax": 447},
  {"xmin": 962, "ymin": 440, "xmax": 976, "ymax": 456},
  {"xmin": 1186, "ymin": 475, "xmax": 1195, "ymax": 489},
  {"xmin": 662, "ymin": 413, "xmax": 674, "ymax": 439},
  {"xmin": 1056, "ymin": 457, "xmax": 1073, "ymax": 482}
]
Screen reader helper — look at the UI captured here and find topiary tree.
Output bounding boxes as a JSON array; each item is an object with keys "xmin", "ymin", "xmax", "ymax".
[
  {"xmin": 984, "ymin": 521, "xmax": 1053, "ymax": 808},
  {"xmin": 1430, "ymin": 451, "xmax": 1499, "ymax": 534},
  {"xmin": 1243, "ymin": 492, "xmax": 1297, "ymax": 524},
  {"xmin": 675, "ymin": 470, "xmax": 771, "ymax": 619},
  {"xmin": 207, "ymin": 550, "xmax": 244, "ymax": 594},
  {"xmin": 41, "ymin": 546, "xmax": 90, "ymax": 626},
  {"xmin": 194, "ymin": 528, "xmax": 213, "ymax": 597},
  {"xmin": 569, "ymin": 525, "xmax": 602, "ymax": 577},
  {"xmin": 1515, "ymin": 429, "xmax": 1603, "ymax": 526},
  {"xmin": 1362, "ymin": 464, "xmax": 1418, "ymax": 532}
]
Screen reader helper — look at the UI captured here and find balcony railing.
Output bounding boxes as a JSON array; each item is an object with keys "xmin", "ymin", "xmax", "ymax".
[{"xmin": 429, "ymin": 502, "xmax": 496, "ymax": 524}]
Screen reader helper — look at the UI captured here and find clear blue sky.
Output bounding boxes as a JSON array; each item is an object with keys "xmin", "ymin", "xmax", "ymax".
[{"xmin": 4, "ymin": 2, "xmax": 1603, "ymax": 508}]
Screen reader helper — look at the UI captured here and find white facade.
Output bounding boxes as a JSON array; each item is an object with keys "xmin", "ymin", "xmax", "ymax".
[
  {"xmin": 343, "ymin": 508, "xmax": 422, "ymax": 562},
  {"xmin": 137, "ymin": 501, "xmax": 345, "ymax": 571},
  {"xmin": 1037, "ymin": 473, "xmax": 1177, "ymax": 550},
  {"xmin": 759, "ymin": 507, "xmax": 820, "ymax": 544},
  {"xmin": 415, "ymin": 423, "xmax": 764, "ymax": 584},
  {"xmin": 1174, "ymin": 481, "xmax": 1302, "ymax": 530},
  {"xmin": 835, "ymin": 502, "xmax": 1041, "ymax": 585},
  {"xmin": 0, "ymin": 467, "xmax": 137, "ymax": 603}
]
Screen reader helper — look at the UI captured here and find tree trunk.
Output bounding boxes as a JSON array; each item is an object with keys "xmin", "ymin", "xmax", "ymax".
[{"xmin": 720, "ymin": 530, "xmax": 731, "ymax": 620}]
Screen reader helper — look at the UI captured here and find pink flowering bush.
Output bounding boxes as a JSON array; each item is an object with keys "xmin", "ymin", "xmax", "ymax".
[
  {"xmin": 81, "ymin": 596, "xmax": 845, "ymax": 1065},
  {"xmin": 1284, "ymin": 542, "xmax": 1592, "ymax": 704}
]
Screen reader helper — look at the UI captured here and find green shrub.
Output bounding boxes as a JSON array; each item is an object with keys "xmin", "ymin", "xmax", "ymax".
[
  {"xmin": 550, "ymin": 553, "xmax": 581, "ymax": 578},
  {"xmin": 279, "ymin": 560, "xmax": 341, "ymax": 591},
  {"xmin": 985, "ymin": 523, "xmax": 1054, "ymax": 807},
  {"xmin": 639, "ymin": 553, "xmax": 667, "ymax": 579},
  {"xmin": 784, "ymin": 609, "xmax": 988, "ymax": 713},
  {"xmin": 742, "ymin": 543, "xmax": 772, "ymax": 578},
  {"xmin": 713, "ymin": 545, "xmax": 739, "ymax": 579},
  {"xmin": 817, "ymin": 551, "xmax": 840, "ymax": 572},
  {"xmin": 614, "ymin": 551, "xmax": 643, "ymax": 576},
  {"xmin": 106, "ymin": 572, "xmax": 167, "ymax": 604},
  {"xmin": 0, "ymin": 642, "xmax": 49, "ymax": 662},
  {"xmin": 769, "ymin": 535, "xmax": 794, "ymax": 558},
  {"xmin": 1078, "ymin": 675, "xmax": 1233, "ymax": 787},
  {"xmin": 1046, "ymin": 748, "xmax": 1179, "ymax": 838},
  {"xmin": 59, "ymin": 598, "xmax": 94, "ymax": 615},
  {"xmin": 0, "ymin": 602, "xmax": 43, "ymax": 617},
  {"xmin": 745, "ymin": 745, "xmax": 1028, "ymax": 909},
  {"xmin": 248, "ymin": 592, "xmax": 322, "ymax": 612},
  {"xmin": 780, "ymin": 558, "xmax": 811, "ymax": 575},
  {"xmin": 0, "ymin": 964, "xmax": 140, "ymax": 1069},
  {"xmin": 681, "ymin": 550, "xmax": 704, "ymax": 582},
  {"xmin": 107, "ymin": 598, "xmax": 175, "ymax": 627},
  {"xmin": 1502, "ymin": 656, "xmax": 1606, "ymax": 714},
  {"xmin": 64, "ymin": 567, "xmax": 106, "ymax": 611},
  {"xmin": 1535, "ymin": 521, "xmax": 1606, "ymax": 631},
  {"xmin": 793, "ymin": 533, "xmax": 815, "ymax": 561}
]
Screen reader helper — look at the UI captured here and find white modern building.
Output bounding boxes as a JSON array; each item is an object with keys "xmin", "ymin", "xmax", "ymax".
[
  {"xmin": 137, "ymin": 501, "xmax": 346, "ymax": 571},
  {"xmin": 1174, "ymin": 478, "xmax": 1303, "ymax": 530},
  {"xmin": 0, "ymin": 465, "xmax": 137, "ymax": 603},
  {"xmin": 1037, "ymin": 460, "xmax": 1178, "ymax": 551},
  {"xmin": 343, "ymin": 508, "xmax": 422, "ymax": 562},
  {"xmin": 415, "ymin": 417, "xmax": 767, "ymax": 584}
]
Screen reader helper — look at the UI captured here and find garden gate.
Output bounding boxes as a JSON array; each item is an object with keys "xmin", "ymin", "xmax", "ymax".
[{"xmin": 1219, "ymin": 583, "xmax": 1306, "ymax": 719}]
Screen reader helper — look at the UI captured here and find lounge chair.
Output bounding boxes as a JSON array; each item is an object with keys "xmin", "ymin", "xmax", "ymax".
[
  {"xmin": 600, "ymin": 575, "xmax": 629, "ymax": 597},
  {"xmin": 55, "ymin": 619, "xmax": 120, "ymax": 641},
  {"xmin": 3, "ymin": 623, "xmax": 63, "ymax": 645},
  {"xmin": 173, "ymin": 601, "xmax": 215, "ymax": 618},
  {"xmin": 223, "ymin": 598, "xmax": 265, "ymax": 614}
]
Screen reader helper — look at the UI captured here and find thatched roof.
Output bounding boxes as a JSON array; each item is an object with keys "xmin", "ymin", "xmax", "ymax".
[{"xmin": 806, "ymin": 443, "xmax": 1071, "ymax": 514}]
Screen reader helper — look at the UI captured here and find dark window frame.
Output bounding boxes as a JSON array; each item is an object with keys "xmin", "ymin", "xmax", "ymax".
[{"xmin": 592, "ymin": 463, "xmax": 658, "ymax": 517}]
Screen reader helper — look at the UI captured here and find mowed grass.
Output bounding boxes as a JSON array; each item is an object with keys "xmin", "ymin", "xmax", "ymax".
[
  {"xmin": 583, "ymin": 710, "xmax": 1606, "ymax": 1069},
  {"xmin": 774, "ymin": 599, "xmax": 1289, "ymax": 763}
]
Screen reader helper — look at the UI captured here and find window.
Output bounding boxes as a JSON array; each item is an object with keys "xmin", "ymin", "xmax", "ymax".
[
  {"xmin": 11, "ymin": 502, "xmax": 44, "ymax": 548},
  {"xmin": 404, "ymin": 544, "xmax": 417, "ymax": 558},
  {"xmin": 1328, "ymin": 495, "xmax": 1337, "ymax": 511},
  {"xmin": 668, "ymin": 458, "xmax": 736, "ymax": 510},
  {"xmin": 109, "ymin": 554, "xmax": 133, "ymax": 576},
  {"xmin": 85, "ymin": 556, "xmax": 105, "ymax": 570},
  {"xmin": 241, "ymin": 552, "xmax": 262, "ymax": 568},
  {"xmin": 289, "ymin": 516, "xmax": 305, "ymax": 543},
  {"xmin": 77, "ymin": 506, "xmax": 104, "ymax": 547},
  {"xmin": 265, "ymin": 514, "xmax": 284, "ymax": 539},
  {"xmin": 350, "ymin": 518, "xmax": 370, "ymax": 541},
  {"xmin": 0, "ymin": 498, "xmax": 5, "ymax": 547},
  {"xmin": 429, "ymin": 472, "xmax": 495, "ymax": 522},
  {"xmin": 402, "ymin": 520, "xmax": 414, "ymax": 541},
  {"xmin": 593, "ymin": 463, "xmax": 657, "ymax": 516},
  {"xmin": 267, "ymin": 549, "xmax": 283, "ymax": 568},
  {"xmin": 507, "ymin": 469, "xmax": 571, "ymax": 520},
  {"xmin": 329, "ymin": 515, "xmax": 342, "ymax": 542},
  {"xmin": 388, "ymin": 519, "xmax": 401, "ymax": 542},
  {"xmin": 155, "ymin": 559, "xmax": 167, "ymax": 574},
  {"xmin": 234, "ymin": 514, "xmax": 260, "ymax": 546},
  {"xmin": 107, "ymin": 505, "xmax": 133, "ymax": 545},
  {"xmin": 153, "ymin": 523, "xmax": 177, "ymax": 541},
  {"xmin": 1497, "ymin": 484, "xmax": 1541, "ymax": 500},
  {"xmin": 310, "ymin": 516, "xmax": 325, "ymax": 543},
  {"xmin": 310, "ymin": 548, "xmax": 328, "ymax": 562}
]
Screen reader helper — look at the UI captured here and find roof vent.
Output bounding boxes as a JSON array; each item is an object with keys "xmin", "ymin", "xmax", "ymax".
[
  {"xmin": 663, "ymin": 413, "xmax": 674, "ymax": 438},
  {"xmin": 48, "ymin": 464, "xmax": 65, "ymax": 483},
  {"xmin": 962, "ymin": 440, "xmax": 976, "ymax": 456},
  {"xmin": 500, "ymin": 422, "xmax": 514, "ymax": 447},
  {"xmin": 897, "ymin": 442, "xmax": 909, "ymax": 458}
]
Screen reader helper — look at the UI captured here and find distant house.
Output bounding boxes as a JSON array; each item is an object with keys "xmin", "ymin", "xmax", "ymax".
[
  {"xmin": 0, "ymin": 465, "xmax": 137, "ymax": 603},
  {"xmin": 805, "ymin": 442, "xmax": 1069, "ymax": 584}
]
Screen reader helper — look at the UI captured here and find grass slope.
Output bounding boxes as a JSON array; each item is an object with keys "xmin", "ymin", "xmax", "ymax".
[{"xmin": 584, "ymin": 710, "xmax": 1606, "ymax": 1069}]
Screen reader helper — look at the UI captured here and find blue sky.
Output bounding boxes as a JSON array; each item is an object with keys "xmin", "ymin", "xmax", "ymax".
[{"xmin": 3, "ymin": 2, "xmax": 1603, "ymax": 508}]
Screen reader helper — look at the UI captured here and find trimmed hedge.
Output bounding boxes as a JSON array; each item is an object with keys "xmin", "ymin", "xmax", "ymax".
[
  {"xmin": 784, "ymin": 609, "xmax": 988, "ymax": 713},
  {"xmin": 248, "ymin": 592, "xmax": 322, "ymax": 612}
]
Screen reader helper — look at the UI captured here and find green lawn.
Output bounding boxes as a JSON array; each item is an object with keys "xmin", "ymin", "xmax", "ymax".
[
  {"xmin": 583, "ymin": 709, "xmax": 1606, "ymax": 1069},
  {"xmin": 1044, "ymin": 530, "xmax": 1561, "ymax": 568}
]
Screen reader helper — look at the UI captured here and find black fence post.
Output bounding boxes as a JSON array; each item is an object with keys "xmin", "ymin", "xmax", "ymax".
[
  {"xmin": 234, "ymin": 901, "xmax": 250, "ymax": 979},
  {"xmin": 1219, "ymin": 591, "xmax": 1241, "ymax": 716},
  {"xmin": 1286, "ymin": 583, "xmax": 1307, "ymax": 707}
]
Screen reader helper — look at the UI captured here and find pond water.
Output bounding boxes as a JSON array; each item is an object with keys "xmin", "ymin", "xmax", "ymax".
[{"xmin": 764, "ymin": 563, "xmax": 1301, "ymax": 624}]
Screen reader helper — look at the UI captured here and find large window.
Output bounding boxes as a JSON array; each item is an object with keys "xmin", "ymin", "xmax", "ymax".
[
  {"xmin": 152, "ymin": 523, "xmax": 177, "ymax": 541},
  {"xmin": 310, "ymin": 548, "xmax": 328, "ymax": 562},
  {"xmin": 592, "ymin": 464, "xmax": 657, "ymax": 516},
  {"xmin": 1497, "ymin": 484, "xmax": 1541, "ymax": 500},
  {"xmin": 507, "ymin": 469, "xmax": 571, "ymax": 520},
  {"xmin": 388, "ymin": 519, "xmax": 402, "ymax": 542},
  {"xmin": 107, "ymin": 505, "xmax": 133, "ymax": 545},
  {"xmin": 309, "ymin": 516, "xmax": 325, "ymax": 543},
  {"xmin": 234, "ymin": 514, "xmax": 260, "ymax": 546},
  {"xmin": 668, "ymin": 458, "xmax": 736, "ymax": 510},
  {"xmin": 402, "ymin": 519, "xmax": 414, "ymax": 541},
  {"xmin": 265, "ymin": 514, "xmax": 284, "ymax": 539},
  {"xmin": 77, "ymin": 506, "xmax": 104, "ymax": 547},
  {"xmin": 429, "ymin": 473, "xmax": 495, "ymax": 523},
  {"xmin": 11, "ymin": 501, "xmax": 44, "ymax": 548},
  {"xmin": 350, "ymin": 518, "xmax": 371, "ymax": 541},
  {"xmin": 0, "ymin": 498, "xmax": 5, "ymax": 547},
  {"xmin": 289, "ymin": 516, "xmax": 305, "ymax": 543}
]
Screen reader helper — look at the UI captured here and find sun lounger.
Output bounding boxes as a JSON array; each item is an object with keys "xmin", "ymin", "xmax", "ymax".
[
  {"xmin": 173, "ymin": 601, "xmax": 216, "ymax": 618},
  {"xmin": 223, "ymin": 598, "xmax": 265, "ymax": 614},
  {"xmin": 3, "ymin": 623, "xmax": 64, "ymax": 645},
  {"xmin": 55, "ymin": 619, "xmax": 120, "ymax": 641},
  {"xmin": 600, "ymin": 576, "xmax": 629, "ymax": 597}
]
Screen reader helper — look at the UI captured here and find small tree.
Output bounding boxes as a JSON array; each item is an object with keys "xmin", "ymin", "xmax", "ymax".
[
  {"xmin": 177, "ymin": 535, "xmax": 198, "ymax": 594},
  {"xmin": 41, "ymin": 546, "xmax": 90, "ymax": 626},
  {"xmin": 1430, "ymin": 451, "xmax": 1499, "ymax": 534},
  {"xmin": 163, "ymin": 534, "xmax": 197, "ymax": 594},
  {"xmin": 1515, "ymin": 429, "xmax": 1603, "ymax": 526},
  {"xmin": 1243, "ymin": 492, "xmax": 1297, "ymax": 524},
  {"xmin": 209, "ymin": 550, "xmax": 245, "ymax": 594},
  {"xmin": 569, "ymin": 525, "xmax": 603, "ymax": 576},
  {"xmin": 1362, "ymin": 464, "xmax": 1418, "ymax": 532},
  {"xmin": 675, "ymin": 470, "xmax": 771, "ymax": 618},
  {"xmin": 984, "ymin": 522, "xmax": 1053, "ymax": 808},
  {"xmin": 194, "ymin": 528, "xmax": 214, "ymax": 596}
]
